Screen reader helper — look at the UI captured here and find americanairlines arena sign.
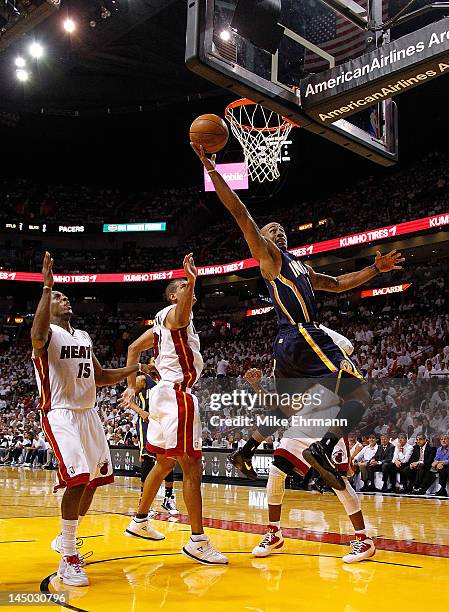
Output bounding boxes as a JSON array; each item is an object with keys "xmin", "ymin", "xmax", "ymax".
[
  {"xmin": 301, "ymin": 18, "xmax": 449, "ymax": 122},
  {"xmin": 1, "ymin": 212, "xmax": 448, "ymax": 284}
]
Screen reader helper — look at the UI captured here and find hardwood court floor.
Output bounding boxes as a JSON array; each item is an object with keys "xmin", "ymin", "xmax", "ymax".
[{"xmin": 0, "ymin": 467, "xmax": 448, "ymax": 612}]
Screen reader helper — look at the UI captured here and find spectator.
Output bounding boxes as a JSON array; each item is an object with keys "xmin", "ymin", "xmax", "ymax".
[
  {"xmin": 403, "ymin": 435, "xmax": 437, "ymax": 494},
  {"xmin": 353, "ymin": 434, "xmax": 378, "ymax": 491},
  {"xmin": 430, "ymin": 434, "xmax": 449, "ymax": 496},
  {"xmin": 365, "ymin": 434, "xmax": 396, "ymax": 492},
  {"xmin": 385, "ymin": 432, "xmax": 414, "ymax": 492}
]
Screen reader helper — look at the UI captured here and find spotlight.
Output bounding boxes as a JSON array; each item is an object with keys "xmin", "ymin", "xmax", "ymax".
[
  {"xmin": 63, "ymin": 18, "xmax": 76, "ymax": 33},
  {"xmin": 16, "ymin": 69, "xmax": 29, "ymax": 82},
  {"xmin": 28, "ymin": 42, "xmax": 44, "ymax": 59},
  {"xmin": 219, "ymin": 29, "xmax": 231, "ymax": 42},
  {"xmin": 14, "ymin": 56, "xmax": 26, "ymax": 68}
]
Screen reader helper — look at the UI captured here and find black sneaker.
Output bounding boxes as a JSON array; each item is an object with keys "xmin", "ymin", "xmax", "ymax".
[
  {"xmin": 433, "ymin": 488, "xmax": 448, "ymax": 497},
  {"xmin": 313, "ymin": 477, "xmax": 330, "ymax": 494},
  {"xmin": 228, "ymin": 450, "xmax": 258, "ymax": 481},
  {"xmin": 302, "ymin": 442, "xmax": 345, "ymax": 491}
]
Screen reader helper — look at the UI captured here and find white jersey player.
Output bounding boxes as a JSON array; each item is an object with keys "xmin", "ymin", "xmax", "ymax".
[
  {"xmin": 31, "ymin": 252, "xmax": 151, "ymax": 587},
  {"xmin": 244, "ymin": 366, "xmax": 376, "ymax": 564},
  {"xmin": 122, "ymin": 253, "xmax": 227, "ymax": 565}
]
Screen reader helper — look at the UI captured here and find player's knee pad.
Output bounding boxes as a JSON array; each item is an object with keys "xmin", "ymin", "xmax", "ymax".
[
  {"xmin": 267, "ymin": 465, "xmax": 287, "ymax": 506},
  {"xmin": 334, "ymin": 478, "xmax": 361, "ymax": 516},
  {"xmin": 141, "ymin": 456, "xmax": 155, "ymax": 483},
  {"xmin": 164, "ymin": 469, "xmax": 174, "ymax": 484},
  {"xmin": 272, "ymin": 455, "xmax": 296, "ymax": 476}
]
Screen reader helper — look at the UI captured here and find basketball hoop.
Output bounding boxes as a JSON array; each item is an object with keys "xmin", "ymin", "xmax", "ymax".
[{"xmin": 225, "ymin": 99, "xmax": 298, "ymax": 183}]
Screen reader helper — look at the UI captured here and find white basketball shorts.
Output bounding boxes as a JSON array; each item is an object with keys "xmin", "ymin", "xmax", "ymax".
[
  {"xmin": 274, "ymin": 437, "xmax": 351, "ymax": 476},
  {"xmin": 146, "ymin": 381, "xmax": 202, "ymax": 458},
  {"xmin": 41, "ymin": 407, "xmax": 113, "ymax": 490}
]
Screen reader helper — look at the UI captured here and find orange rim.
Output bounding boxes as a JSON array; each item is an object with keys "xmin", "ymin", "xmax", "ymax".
[{"xmin": 225, "ymin": 98, "xmax": 299, "ymax": 132}]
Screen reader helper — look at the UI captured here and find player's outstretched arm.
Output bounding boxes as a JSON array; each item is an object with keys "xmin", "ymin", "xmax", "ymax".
[
  {"xmin": 125, "ymin": 328, "xmax": 154, "ymax": 392},
  {"xmin": 92, "ymin": 353, "xmax": 153, "ymax": 387},
  {"xmin": 31, "ymin": 252, "xmax": 54, "ymax": 357},
  {"xmin": 166, "ymin": 253, "xmax": 197, "ymax": 330},
  {"xmin": 191, "ymin": 144, "xmax": 280, "ymax": 277},
  {"xmin": 307, "ymin": 249, "xmax": 405, "ymax": 293},
  {"xmin": 128, "ymin": 401, "xmax": 149, "ymax": 421}
]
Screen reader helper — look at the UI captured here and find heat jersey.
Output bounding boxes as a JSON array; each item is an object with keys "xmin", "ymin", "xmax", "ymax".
[
  {"xmin": 32, "ymin": 323, "xmax": 96, "ymax": 411},
  {"xmin": 265, "ymin": 250, "xmax": 318, "ymax": 328},
  {"xmin": 152, "ymin": 304, "xmax": 203, "ymax": 388}
]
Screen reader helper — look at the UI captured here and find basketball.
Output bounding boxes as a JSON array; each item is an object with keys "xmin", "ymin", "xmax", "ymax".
[{"xmin": 189, "ymin": 114, "xmax": 229, "ymax": 153}]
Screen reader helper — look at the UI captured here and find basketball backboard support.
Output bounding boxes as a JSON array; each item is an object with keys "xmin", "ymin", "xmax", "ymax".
[{"xmin": 186, "ymin": 0, "xmax": 399, "ymax": 165}]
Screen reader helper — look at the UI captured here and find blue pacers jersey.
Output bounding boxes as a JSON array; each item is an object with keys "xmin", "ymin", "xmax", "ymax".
[
  {"xmin": 265, "ymin": 250, "xmax": 317, "ymax": 328},
  {"xmin": 135, "ymin": 375, "xmax": 156, "ymax": 459}
]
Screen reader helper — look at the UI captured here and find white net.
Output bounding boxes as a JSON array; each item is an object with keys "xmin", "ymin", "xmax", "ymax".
[{"xmin": 225, "ymin": 100, "xmax": 294, "ymax": 183}]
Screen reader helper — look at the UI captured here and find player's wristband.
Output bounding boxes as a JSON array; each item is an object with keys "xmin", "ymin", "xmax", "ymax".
[
  {"xmin": 371, "ymin": 263, "xmax": 381, "ymax": 274},
  {"xmin": 207, "ymin": 168, "xmax": 216, "ymax": 174},
  {"xmin": 43, "ymin": 285, "xmax": 52, "ymax": 290}
]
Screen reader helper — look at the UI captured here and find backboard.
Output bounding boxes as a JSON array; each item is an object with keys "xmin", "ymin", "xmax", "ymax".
[{"xmin": 186, "ymin": 0, "xmax": 399, "ymax": 165}]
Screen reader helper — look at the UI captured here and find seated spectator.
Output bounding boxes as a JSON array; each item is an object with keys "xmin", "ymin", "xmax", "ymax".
[
  {"xmin": 430, "ymin": 434, "xmax": 449, "ymax": 497},
  {"xmin": 365, "ymin": 434, "xmax": 395, "ymax": 492},
  {"xmin": 385, "ymin": 432, "xmax": 414, "ymax": 492},
  {"xmin": 353, "ymin": 434, "xmax": 378, "ymax": 491},
  {"xmin": 403, "ymin": 435, "xmax": 437, "ymax": 494}
]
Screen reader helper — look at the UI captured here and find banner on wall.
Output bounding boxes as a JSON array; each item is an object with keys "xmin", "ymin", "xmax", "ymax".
[{"xmin": 1, "ymin": 212, "xmax": 447, "ymax": 283}]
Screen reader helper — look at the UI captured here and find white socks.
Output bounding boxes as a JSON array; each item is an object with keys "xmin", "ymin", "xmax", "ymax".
[
  {"xmin": 269, "ymin": 521, "xmax": 281, "ymax": 530},
  {"xmin": 61, "ymin": 519, "xmax": 78, "ymax": 557},
  {"xmin": 191, "ymin": 534, "xmax": 208, "ymax": 542}
]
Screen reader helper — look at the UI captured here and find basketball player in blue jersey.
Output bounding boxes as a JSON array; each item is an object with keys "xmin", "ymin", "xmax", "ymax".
[
  {"xmin": 192, "ymin": 144, "xmax": 404, "ymax": 490},
  {"xmin": 128, "ymin": 371, "xmax": 179, "ymax": 515}
]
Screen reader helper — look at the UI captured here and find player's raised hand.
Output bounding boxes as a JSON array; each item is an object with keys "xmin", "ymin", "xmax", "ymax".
[
  {"xmin": 190, "ymin": 143, "xmax": 216, "ymax": 172},
  {"xmin": 374, "ymin": 249, "xmax": 405, "ymax": 272},
  {"xmin": 42, "ymin": 251, "xmax": 54, "ymax": 288},
  {"xmin": 119, "ymin": 386, "xmax": 135, "ymax": 408},
  {"xmin": 183, "ymin": 252, "xmax": 198, "ymax": 282},
  {"xmin": 244, "ymin": 368, "xmax": 263, "ymax": 386}
]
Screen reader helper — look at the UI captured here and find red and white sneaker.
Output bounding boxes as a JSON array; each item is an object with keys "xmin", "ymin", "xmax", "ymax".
[
  {"xmin": 57, "ymin": 555, "xmax": 89, "ymax": 586},
  {"xmin": 252, "ymin": 526, "xmax": 284, "ymax": 557},
  {"xmin": 342, "ymin": 536, "xmax": 375, "ymax": 563}
]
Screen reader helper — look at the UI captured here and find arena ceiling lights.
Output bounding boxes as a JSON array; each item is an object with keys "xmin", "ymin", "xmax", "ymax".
[{"xmin": 0, "ymin": 0, "xmax": 59, "ymax": 51}]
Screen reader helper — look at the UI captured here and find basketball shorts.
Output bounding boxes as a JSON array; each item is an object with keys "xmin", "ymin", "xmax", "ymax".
[
  {"xmin": 146, "ymin": 381, "xmax": 202, "ymax": 459},
  {"xmin": 274, "ymin": 437, "xmax": 351, "ymax": 477},
  {"xmin": 41, "ymin": 407, "xmax": 113, "ymax": 491},
  {"xmin": 136, "ymin": 416, "xmax": 156, "ymax": 460},
  {"xmin": 273, "ymin": 323, "xmax": 364, "ymax": 397}
]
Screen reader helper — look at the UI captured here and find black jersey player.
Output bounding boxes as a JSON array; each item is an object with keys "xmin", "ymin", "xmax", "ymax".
[
  {"xmin": 192, "ymin": 144, "xmax": 404, "ymax": 490},
  {"xmin": 127, "ymin": 373, "xmax": 179, "ymax": 515}
]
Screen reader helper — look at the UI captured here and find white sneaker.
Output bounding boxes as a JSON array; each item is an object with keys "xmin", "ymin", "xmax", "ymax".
[
  {"xmin": 125, "ymin": 517, "xmax": 165, "ymax": 540},
  {"xmin": 252, "ymin": 526, "xmax": 284, "ymax": 557},
  {"xmin": 57, "ymin": 555, "xmax": 89, "ymax": 587},
  {"xmin": 161, "ymin": 495, "xmax": 179, "ymax": 516},
  {"xmin": 182, "ymin": 537, "xmax": 228, "ymax": 565},
  {"xmin": 342, "ymin": 536, "xmax": 376, "ymax": 563}
]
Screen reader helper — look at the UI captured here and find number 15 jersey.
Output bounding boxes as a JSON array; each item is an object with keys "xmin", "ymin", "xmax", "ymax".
[{"xmin": 32, "ymin": 323, "xmax": 96, "ymax": 412}]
